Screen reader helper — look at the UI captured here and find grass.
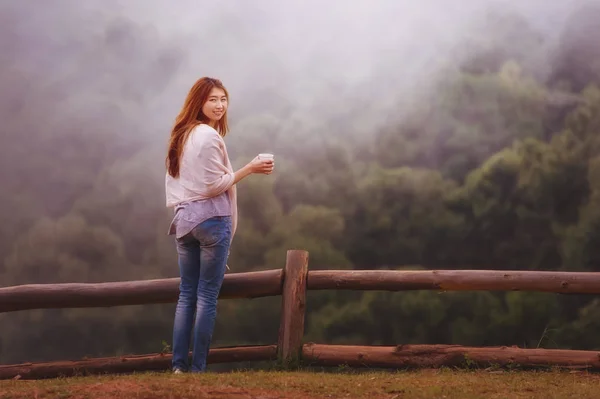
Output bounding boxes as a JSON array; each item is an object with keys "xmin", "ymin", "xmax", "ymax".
[{"xmin": 1, "ymin": 369, "xmax": 600, "ymax": 398}]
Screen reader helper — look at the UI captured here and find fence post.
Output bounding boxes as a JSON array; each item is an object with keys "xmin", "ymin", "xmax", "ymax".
[{"xmin": 277, "ymin": 249, "xmax": 309, "ymax": 366}]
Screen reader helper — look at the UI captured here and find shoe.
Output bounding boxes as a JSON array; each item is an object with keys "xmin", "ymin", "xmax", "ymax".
[{"xmin": 173, "ymin": 368, "xmax": 184, "ymax": 374}]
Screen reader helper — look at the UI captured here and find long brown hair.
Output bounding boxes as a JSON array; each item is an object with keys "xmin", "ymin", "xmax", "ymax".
[{"xmin": 166, "ymin": 77, "xmax": 230, "ymax": 177}]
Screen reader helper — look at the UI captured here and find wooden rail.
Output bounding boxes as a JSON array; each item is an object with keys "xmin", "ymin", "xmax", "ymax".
[
  {"xmin": 0, "ymin": 345, "xmax": 277, "ymax": 380},
  {"xmin": 307, "ymin": 270, "xmax": 600, "ymax": 293},
  {"xmin": 302, "ymin": 343, "xmax": 600, "ymax": 369},
  {"xmin": 0, "ymin": 269, "xmax": 282, "ymax": 313}
]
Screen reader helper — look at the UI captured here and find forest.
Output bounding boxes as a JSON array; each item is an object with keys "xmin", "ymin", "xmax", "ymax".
[{"xmin": 1, "ymin": 1, "xmax": 600, "ymax": 365}]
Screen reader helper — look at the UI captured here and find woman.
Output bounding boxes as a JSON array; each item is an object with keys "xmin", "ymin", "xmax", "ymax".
[{"xmin": 165, "ymin": 77, "xmax": 274, "ymax": 373}]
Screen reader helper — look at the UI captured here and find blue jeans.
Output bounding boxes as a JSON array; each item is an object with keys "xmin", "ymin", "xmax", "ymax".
[{"xmin": 172, "ymin": 216, "xmax": 231, "ymax": 372}]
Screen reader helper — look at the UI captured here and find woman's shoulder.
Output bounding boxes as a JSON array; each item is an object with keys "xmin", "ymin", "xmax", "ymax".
[
  {"xmin": 193, "ymin": 123, "xmax": 219, "ymax": 135},
  {"xmin": 189, "ymin": 124, "xmax": 221, "ymax": 146}
]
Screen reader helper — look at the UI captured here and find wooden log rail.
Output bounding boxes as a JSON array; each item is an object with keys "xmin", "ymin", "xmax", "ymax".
[
  {"xmin": 0, "ymin": 345, "xmax": 277, "ymax": 380},
  {"xmin": 307, "ymin": 270, "xmax": 600, "ymax": 294},
  {"xmin": 0, "ymin": 269, "xmax": 283, "ymax": 313},
  {"xmin": 3, "ymin": 269, "xmax": 600, "ymax": 314},
  {"xmin": 302, "ymin": 343, "xmax": 600, "ymax": 370}
]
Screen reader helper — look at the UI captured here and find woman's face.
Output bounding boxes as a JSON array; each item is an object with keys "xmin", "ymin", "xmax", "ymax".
[{"xmin": 202, "ymin": 87, "xmax": 228, "ymax": 124}]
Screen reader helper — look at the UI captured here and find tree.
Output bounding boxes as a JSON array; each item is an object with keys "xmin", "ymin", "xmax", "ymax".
[
  {"xmin": 344, "ymin": 166, "xmax": 463, "ymax": 268},
  {"xmin": 451, "ymin": 136, "xmax": 587, "ymax": 270}
]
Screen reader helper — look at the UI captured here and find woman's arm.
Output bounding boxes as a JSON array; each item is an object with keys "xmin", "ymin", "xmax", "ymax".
[
  {"xmin": 233, "ymin": 156, "xmax": 274, "ymax": 185},
  {"xmin": 192, "ymin": 132, "xmax": 274, "ymax": 197}
]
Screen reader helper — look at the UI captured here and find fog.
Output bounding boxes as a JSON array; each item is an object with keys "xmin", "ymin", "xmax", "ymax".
[{"xmin": 1, "ymin": 0, "xmax": 587, "ymax": 149}]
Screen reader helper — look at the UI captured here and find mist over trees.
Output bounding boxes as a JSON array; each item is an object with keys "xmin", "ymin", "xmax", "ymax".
[{"xmin": 2, "ymin": 0, "xmax": 600, "ymax": 365}]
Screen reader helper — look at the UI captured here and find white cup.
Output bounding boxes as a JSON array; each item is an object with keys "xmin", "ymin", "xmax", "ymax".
[{"xmin": 258, "ymin": 153, "xmax": 274, "ymax": 160}]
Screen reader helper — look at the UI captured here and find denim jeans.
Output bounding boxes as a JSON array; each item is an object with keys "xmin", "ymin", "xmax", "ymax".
[{"xmin": 172, "ymin": 216, "xmax": 231, "ymax": 372}]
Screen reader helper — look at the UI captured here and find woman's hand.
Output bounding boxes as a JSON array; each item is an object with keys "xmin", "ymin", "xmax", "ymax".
[
  {"xmin": 233, "ymin": 156, "xmax": 275, "ymax": 184},
  {"xmin": 248, "ymin": 156, "xmax": 274, "ymax": 175}
]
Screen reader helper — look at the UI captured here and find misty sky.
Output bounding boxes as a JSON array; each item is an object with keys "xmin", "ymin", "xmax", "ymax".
[{"xmin": 1, "ymin": 0, "xmax": 591, "ymax": 152}]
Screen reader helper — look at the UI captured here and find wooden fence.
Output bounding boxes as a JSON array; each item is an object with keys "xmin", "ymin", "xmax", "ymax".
[{"xmin": 2, "ymin": 249, "xmax": 600, "ymax": 379}]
